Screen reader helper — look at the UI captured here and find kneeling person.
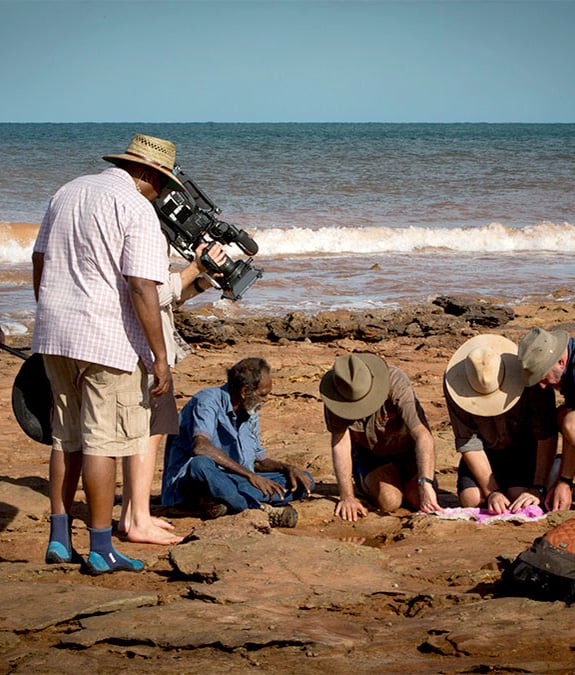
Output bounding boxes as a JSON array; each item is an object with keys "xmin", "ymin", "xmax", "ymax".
[
  {"xmin": 320, "ymin": 353, "xmax": 440, "ymax": 521},
  {"xmin": 161, "ymin": 357, "xmax": 314, "ymax": 527},
  {"xmin": 444, "ymin": 334, "xmax": 557, "ymax": 514}
]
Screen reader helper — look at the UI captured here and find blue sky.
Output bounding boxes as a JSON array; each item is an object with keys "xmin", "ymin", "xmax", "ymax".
[{"xmin": 1, "ymin": 0, "xmax": 574, "ymax": 123}]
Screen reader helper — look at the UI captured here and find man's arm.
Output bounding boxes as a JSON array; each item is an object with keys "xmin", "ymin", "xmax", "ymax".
[
  {"xmin": 533, "ymin": 435, "xmax": 559, "ymax": 487},
  {"xmin": 254, "ymin": 457, "xmax": 313, "ymax": 496},
  {"xmin": 462, "ymin": 448, "xmax": 509, "ymax": 513},
  {"xmin": 411, "ymin": 423, "xmax": 442, "ymax": 512},
  {"xmin": 178, "ymin": 243, "xmax": 226, "ymax": 302},
  {"xmin": 158, "ymin": 243, "xmax": 227, "ymax": 309},
  {"xmin": 507, "ymin": 435, "xmax": 557, "ymax": 511},
  {"xmin": 193, "ymin": 435, "xmax": 287, "ymax": 500},
  {"xmin": 331, "ymin": 429, "xmax": 368, "ymax": 522},
  {"xmin": 32, "ymin": 251, "xmax": 44, "ymax": 301},
  {"xmin": 391, "ymin": 371, "xmax": 440, "ymax": 511},
  {"xmin": 548, "ymin": 408, "xmax": 575, "ymax": 510},
  {"xmin": 125, "ymin": 275, "xmax": 171, "ymax": 397}
]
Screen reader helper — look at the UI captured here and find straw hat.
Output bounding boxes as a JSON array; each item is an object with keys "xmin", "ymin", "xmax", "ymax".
[
  {"xmin": 444, "ymin": 334, "xmax": 525, "ymax": 416},
  {"xmin": 103, "ymin": 133, "xmax": 184, "ymax": 191},
  {"xmin": 320, "ymin": 353, "xmax": 390, "ymax": 420},
  {"xmin": 518, "ymin": 326, "xmax": 569, "ymax": 387}
]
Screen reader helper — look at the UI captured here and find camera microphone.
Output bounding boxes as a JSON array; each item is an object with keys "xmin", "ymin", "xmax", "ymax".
[{"xmin": 233, "ymin": 229, "xmax": 259, "ymax": 256}]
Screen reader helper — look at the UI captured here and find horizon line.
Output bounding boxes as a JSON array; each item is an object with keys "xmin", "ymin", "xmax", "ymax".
[{"xmin": 1, "ymin": 120, "xmax": 574, "ymax": 125}]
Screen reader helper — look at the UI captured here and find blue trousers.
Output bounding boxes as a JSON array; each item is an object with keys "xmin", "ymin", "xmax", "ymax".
[{"xmin": 177, "ymin": 455, "xmax": 314, "ymax": 513}]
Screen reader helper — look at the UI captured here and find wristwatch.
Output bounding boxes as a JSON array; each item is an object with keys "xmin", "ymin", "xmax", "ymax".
[
  {"xmin": 558, "ymin": 475, "xmax": 574, "ymax": 488},
  {"xmin": 192, "ymin": 276, "xmax": 206, "ymax": 294},
  {"xmin": 533, "ymin": 484, "xmax": 548, "ymax": 498},
  {"xmin": 417, "ymin": 476, "xmax": 434, "ymax": 487}
]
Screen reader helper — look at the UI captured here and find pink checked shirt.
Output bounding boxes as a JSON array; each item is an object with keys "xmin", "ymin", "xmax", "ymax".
[{"xmin": 32, "ymin": 167, "xmax": 167, "ymax": 372}]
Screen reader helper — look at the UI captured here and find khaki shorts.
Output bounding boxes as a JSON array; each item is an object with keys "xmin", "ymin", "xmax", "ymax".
[{"xmin": 43, "ymin": 355, "xmax": 150, "ymax": 457}]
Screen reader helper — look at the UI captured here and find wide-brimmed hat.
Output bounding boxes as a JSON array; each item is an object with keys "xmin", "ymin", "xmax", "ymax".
[
  {"xmin": 518, "ymin": 326, "xmax": 569, "ymax": 387},
  {"xmin": 320, "ymin": 353, "xmax": 390, "ymax": 420},
  {"xmin": 103, "ymin": 133, "xmax": 184, "ymax": 191},
  {"xmin": 444, "ymin": 334, "xmax": 525, "ymax": 416}
]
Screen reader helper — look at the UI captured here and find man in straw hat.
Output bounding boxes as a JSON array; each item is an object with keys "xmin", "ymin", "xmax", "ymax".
[
  {"xmin": 444, "ymin": 334, "xmax": 558, "ymax": 515},
  {"xmin": 320, "ymin": 353, "xmax": 440, "ymax": 521},
  {"xmin": 518, "ymin": 326, "xmax": 575, "ymax": 511},
  {"xmin": 32, "ymin": 133, "xmax": 189, "ymax": 573}
]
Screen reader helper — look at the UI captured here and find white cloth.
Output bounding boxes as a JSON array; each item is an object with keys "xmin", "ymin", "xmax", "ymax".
[{"xmin": 157, "ymin": 270, "xmax": 192, "ymax": 367}]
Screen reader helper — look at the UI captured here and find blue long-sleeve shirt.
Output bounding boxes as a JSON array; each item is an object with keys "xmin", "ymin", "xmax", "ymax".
[{"xmin": 161, "ymin": 384, "xmax": 267, "ymax": 506}]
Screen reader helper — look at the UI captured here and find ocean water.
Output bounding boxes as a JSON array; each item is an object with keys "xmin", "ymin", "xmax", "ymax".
[{"xmin": 1, "ymin": 122, "xmax": 574, "ymax": 336}]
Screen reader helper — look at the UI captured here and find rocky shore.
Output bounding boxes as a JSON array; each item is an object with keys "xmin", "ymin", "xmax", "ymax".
[
  {"xmin": 174, "ymin": 295, "xmax": 515, "ymax": 346},
  {"xmin": 1, "ymin": 295, "xmax": 575, "ymax": 673}
]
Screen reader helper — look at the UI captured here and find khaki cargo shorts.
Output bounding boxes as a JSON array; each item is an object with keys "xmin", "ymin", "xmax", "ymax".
[{"xmin": 43, "ymin": 355, "xmax": 150, "ymax": 457}]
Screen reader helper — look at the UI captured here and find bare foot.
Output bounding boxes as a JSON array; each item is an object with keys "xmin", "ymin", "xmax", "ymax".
[
  {"xmin": 151, "ymin": 516, "xmax": 176, "ymax": 531},
  {"xmin": 124, "ymin": 522, "xmax": 183, "ymax": 546},
  {"xmin": 118, "ymin": 516, "xmax": 176, "ymax": 536}
]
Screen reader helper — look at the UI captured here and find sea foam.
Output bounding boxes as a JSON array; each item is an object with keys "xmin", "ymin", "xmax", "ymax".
[
  {"xmin": 2, "ymin": 220, "xmax": 574, "ymax": 264},
  {"xmin": 250, "ymin": 221, "xmax": 575, "ymax": 256}
]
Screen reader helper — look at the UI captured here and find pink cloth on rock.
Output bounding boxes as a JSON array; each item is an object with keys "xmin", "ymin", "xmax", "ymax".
[{"xmin": 427, "ymin": 504, "xmax": 545, "ymax": 524}]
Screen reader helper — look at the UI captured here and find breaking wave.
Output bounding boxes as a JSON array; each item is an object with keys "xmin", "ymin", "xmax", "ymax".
[
  {"xmin": 2, "ymin": 220, "xmax": 574, "ymax": 264},
  {"xmin": 251, "ymin": 221, "xmax": 575, "ymax": 256}
]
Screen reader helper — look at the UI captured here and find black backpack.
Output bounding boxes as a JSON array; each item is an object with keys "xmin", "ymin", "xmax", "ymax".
[{"xmin": 502, "ymin": 517, "xmax": 575, "ymax": 603}]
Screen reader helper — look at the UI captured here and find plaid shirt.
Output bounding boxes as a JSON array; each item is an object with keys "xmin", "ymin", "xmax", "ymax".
[{"xmin": 32, "ymin": 167, "xmax": 167, "ymax": 372}]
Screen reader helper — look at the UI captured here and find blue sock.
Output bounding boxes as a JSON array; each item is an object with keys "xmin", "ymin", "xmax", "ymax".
[
  {"xmin": 89, "ymin": 525, "xmax": 115, "ymax": 556},
  {"xmin": 86, "ymin": 527, "xmax": 144, "ymax": 575},
  {"xmin": 49, "ymin": 514, "xmax": 70, "ymax": 547},
  {"xmin": 45, "ymin": 514, "xmax": 71, "ymax": 563}
]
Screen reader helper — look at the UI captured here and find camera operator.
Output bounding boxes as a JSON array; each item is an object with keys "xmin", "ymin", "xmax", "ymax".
[
  {"xmin": 35, "ymin": 133, "xmax": 179, "ymax": 574},
  {"xmin": 120, "ymin": 239, "xmax": 226, "ymax": 545}
]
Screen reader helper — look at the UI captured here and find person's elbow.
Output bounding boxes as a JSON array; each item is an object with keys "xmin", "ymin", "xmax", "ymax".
[
  {"xmin": 192, "ymin": 434, "xmax": 213, "ymax": 457},
  {"xmin": 126, "ymin": 276, "xmax": 158, "ymax": 294}
]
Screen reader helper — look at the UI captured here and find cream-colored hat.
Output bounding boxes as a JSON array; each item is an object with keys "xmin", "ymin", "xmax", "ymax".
[
  {"xmin": 320, "ymin": 353, "xmax": 390, "ymax": 420},
  {"xmin": 103, "ymin": 133, "xmax": 184, "ymax": 191},
  {"xmin": 444, "ymin": 334, "xmax": 525, "ymax": 416},
  {"xmin": 518, "ymin": 326, "xmax": 569, "ymax": 387}
]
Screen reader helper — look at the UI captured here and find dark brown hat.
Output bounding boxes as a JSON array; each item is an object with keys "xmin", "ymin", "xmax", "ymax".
[{"xmin": 320, "ymin": 353, "xmax": 390, "ymax": 419}]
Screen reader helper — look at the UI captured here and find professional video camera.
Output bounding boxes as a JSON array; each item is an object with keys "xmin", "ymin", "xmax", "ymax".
[{"xmin": 153, "ymin": 167, "xmax": 263, "ymax": 301}]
